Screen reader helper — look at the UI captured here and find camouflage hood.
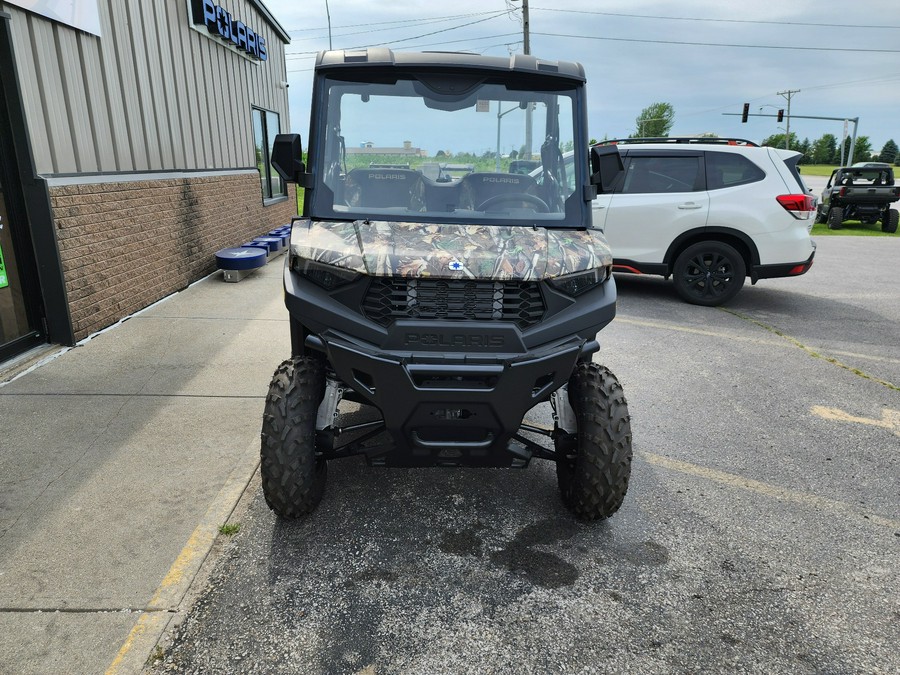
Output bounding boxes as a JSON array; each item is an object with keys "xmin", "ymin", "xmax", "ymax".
[{"xmin": 290, "ymin": 219, "xmax": 612, "ymax": 281}]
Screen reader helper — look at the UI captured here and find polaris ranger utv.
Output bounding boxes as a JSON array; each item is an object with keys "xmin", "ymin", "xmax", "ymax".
[{"xmin": 263, "ymin": 49, "xmax": 631, "ymax": 521}]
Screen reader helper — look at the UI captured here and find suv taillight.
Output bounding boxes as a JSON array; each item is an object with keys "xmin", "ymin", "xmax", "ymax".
[{"xmin": 776, "ymin": 194, "xmax": 815, "ymax": 220}]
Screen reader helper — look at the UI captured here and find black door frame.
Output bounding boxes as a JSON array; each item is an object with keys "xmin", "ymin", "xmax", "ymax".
[{"xmin": 0, "ymin": 11, "xmax": 74, "ymax": 361}]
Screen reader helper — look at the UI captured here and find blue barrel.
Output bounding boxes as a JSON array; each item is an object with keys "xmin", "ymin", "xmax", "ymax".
[
  {"xmin": 215, "ymin": 247, "xmax": 267, "ymax": 271},
  {"xmin": 252, "ymin": 236, "xmax": 284, "ymax": 253},
  {"xmin": 268, "ymin": 229, "xmax": 290, "ymax": 246}
]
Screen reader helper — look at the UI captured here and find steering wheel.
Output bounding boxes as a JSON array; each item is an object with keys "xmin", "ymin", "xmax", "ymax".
[{"xmin": 477, "ymin": 193, "xmax": 550, "ymax": 213}]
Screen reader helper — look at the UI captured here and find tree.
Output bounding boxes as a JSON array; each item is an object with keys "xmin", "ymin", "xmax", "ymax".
[
  {"xmin": 632, "ymin": 102, "xmax": 674, "ymax": 138},
  {"xmin": 760, "ymin": 132, "xmax": 800, "ymax": 153},
  {"xmin": 797, "ymin": 138, "xmax": 812, "ymax": 164},
  {"xmin": 811, "ymin": 134, "xmax": 837, "ymax": 165},
  {"xmin": 878, "ymin": 139, "xmax": 898, "ymax": 164},
  {"xmin": 836, "ymin": 135, "xmax": 872, "ymax": 164}
]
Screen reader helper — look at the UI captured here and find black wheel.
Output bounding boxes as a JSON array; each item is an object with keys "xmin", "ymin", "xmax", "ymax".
[
  {"xmin": 261, "ymin": 356, "xmax": 327, "ymax": 519},
  {"xmin": 555, "ymin": 363, "xmax": 632, "ymax": 521},
  {"xmin": 672, "ymin": 241, "xmax": 746, "ymax": 306},
  {"xmin": 827, "ymin": 206, "xmax": 843, "ymax": 230},
  {"xmin": 882, "ymin": 208, "xmax": 899, "ymax": 233}
]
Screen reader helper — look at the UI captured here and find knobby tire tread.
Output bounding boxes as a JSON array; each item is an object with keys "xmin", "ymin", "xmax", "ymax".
[
  {"xmin": 260, "ymin": 356, "xmax": 327, "ymax": 519},
  {"xmin": 556, "ymin": 362, "xmax": 633, "ymax": 521}
]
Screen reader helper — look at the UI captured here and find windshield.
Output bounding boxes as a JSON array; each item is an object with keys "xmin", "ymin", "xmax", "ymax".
[{"xmin": 310, "ymin": 74, "xmax": 578, "ymax": 225}]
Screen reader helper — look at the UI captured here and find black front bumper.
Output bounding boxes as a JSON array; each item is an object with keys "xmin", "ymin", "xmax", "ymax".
[
  {"xmin": 307, "ymin": 330, "xmax": 593, "ymax": 466},
  {"xmin": 284, "ymin": 265, "xmax": 617, "ymax": 466}
]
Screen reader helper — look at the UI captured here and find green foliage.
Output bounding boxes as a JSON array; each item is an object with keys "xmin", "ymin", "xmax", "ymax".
[
  {"xmin": 760, "ymin": 132, "xmax": 801, "ymax": 153},
  {"xmin": 878, "ymin": 139, "xmax": 898, "ymax": 165},
  {"xmin": 811, "ymin": 134, "xmax": 837, "ymax": 165},
  {"xmin": 799, "ymin": 164, "xmax": 838, "ymax": 176},
  {"xmin": 835, "ymin": 135, "xmax": 872, "ymax": 164},
  {"xmin": 218, "ymin": 523, "xmax": 241, "ymax": 536},
  {"xmin": 811, "ymin": 220, "xmax": 898, "ymax": 237},
  {"xmin": 632, "ymin": 102, "xmax": 674, "ymax": 138},
  {"xmin": 797, "ymin": 138, "xmax": 811, "ymax": 164}
]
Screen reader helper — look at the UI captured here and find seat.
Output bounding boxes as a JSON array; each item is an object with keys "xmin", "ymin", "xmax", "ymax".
[
  {"xmin": 343, "ymin": 168, "xmax": 425, "ymax": 209},
  {"xmin": 458, "ymin": 172, "xmax": 540, "ymax": 210}
]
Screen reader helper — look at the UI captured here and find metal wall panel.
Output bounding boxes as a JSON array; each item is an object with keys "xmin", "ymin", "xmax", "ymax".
[
  {"xmin": 78, "ymin": 35, "xmax": 118, "ymax": 170},
  {"xmin": 56, "ymin": 28, "xmax": 97, "ymax": 172},
  {"xmin": 0, "ymin": 0, "xmax": 290, "ymax": 175}
]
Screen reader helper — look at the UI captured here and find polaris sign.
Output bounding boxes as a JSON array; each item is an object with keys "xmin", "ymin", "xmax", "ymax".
[{"xmin": 191, "ymin": 0, "xmax": 267, "ymax": 61}]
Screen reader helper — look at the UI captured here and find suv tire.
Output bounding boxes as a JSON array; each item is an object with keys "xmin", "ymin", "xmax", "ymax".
[
  {"xmin": 261, "ymin": 356, "xmax": 328, "ymax": 519},
  {"xmin": 672, "ymin": 241, "xmax": 746, "ymax": 306},
  {"xmin": 883, "ymin": 208, "xmax": 899, "ymax": 234},
  {"xmin": 827, "ymin": 206, "xmax": 843, "ymax": 230},
  {"xmin": 556, "ymin": 363, "xmax": 632, "ymax": 521}
]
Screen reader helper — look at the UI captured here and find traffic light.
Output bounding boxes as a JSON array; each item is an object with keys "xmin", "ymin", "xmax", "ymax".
[
  {"xmin": 741, "ymin": 103, "xmax": 750, "ymax": 123},
  {"xmin": 777, "ymin": 109, "xmax": 784, "ymax": 122}
]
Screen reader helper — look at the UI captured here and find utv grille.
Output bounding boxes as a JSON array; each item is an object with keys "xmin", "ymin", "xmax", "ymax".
[{"xmin": 363, "ymin": 278, "xmax": 545, "ymax": 328}]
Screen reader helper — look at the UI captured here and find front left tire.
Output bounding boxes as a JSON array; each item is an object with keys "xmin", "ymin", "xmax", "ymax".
[{"xmin": 261, "ymin": 356, "xmax": 328, "ymax": 519}]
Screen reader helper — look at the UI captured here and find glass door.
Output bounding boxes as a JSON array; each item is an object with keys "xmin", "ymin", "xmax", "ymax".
[{"xmin": 0, "ymin": 174, "xmax": 41, "ymax": 361}]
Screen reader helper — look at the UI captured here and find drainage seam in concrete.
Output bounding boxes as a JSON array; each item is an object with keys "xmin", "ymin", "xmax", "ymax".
[{"xmin": 719, "ymin": 307, "xmax": 899, "ymax": 392}]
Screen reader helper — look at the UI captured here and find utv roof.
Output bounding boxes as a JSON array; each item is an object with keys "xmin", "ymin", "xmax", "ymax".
[{"xmin": 315, "ymin": 48, "xmax": 586, "ymax": 82}]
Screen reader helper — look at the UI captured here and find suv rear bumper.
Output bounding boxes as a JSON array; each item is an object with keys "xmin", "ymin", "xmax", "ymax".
[{"xmin": 752, "ymin": 247, "xmax": 816, "ymax": 280}]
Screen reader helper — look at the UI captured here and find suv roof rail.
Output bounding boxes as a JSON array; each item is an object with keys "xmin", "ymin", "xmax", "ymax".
[{"xmin": 594, "ymin": 137, "xmax": 759, "ymax": 147}]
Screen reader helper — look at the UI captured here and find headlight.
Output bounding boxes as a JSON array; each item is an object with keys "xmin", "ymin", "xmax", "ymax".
[
  {"xmin": 291, "ymin": 256, "xmax": 360, "ymax": 290},
  {"xmin": 548, "ymin": 266, "xmax": 610, "ymax": 296}
]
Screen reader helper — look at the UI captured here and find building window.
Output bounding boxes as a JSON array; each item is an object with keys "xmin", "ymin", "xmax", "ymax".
[{"xmin": 252, "ymin": 107, "xmax": 286, "ymax": 201}]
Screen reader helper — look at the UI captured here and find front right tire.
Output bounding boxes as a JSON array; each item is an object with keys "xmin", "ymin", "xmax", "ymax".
[{"xmin": 261, "ymin": 356, "xmax": 328, "ymax": 519}]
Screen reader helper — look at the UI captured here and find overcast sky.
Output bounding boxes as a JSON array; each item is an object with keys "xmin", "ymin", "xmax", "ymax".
[{"xmin": 265, "ymin": 0, "xmax": 900, "ymax": 154}]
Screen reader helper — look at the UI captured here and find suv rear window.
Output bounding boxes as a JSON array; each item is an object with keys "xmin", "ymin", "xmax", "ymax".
[
  {"xmin": 621, "ymin": 156, "xmax": 701, "ymax": 194},
  {"xmin": 706, "ymin": 151, "xmax": 765, "ymax": 190}
]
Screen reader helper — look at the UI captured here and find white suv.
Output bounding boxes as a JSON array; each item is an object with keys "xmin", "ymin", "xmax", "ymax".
[{"xmin": 590, "ymin": 138, "xmax": 816, "ymax": 305}]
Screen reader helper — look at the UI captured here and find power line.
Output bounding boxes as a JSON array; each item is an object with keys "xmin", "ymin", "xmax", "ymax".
[
  {"xmin": 284, "ymin": 10, "xmax": 506, "ymax": 34},
  {"xmin": 286, "ymin": 11, "xmax": 513, "ymax": 45},
  {"xmin": 530, "ymin": 7, "xmax": 900, "ymax": 30},
  {"xmin": 286, "ymin": 11, "xmax": 512, "ymax": 57},
  {"xmin": 531, "ymin": 32, "xmax": 900, "ymax": 53},
  {"xmin": 285, "ymin": 33, "xmax": 523, "ymax": 72}
]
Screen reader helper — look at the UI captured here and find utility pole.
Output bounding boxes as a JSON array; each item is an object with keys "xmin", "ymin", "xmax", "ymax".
[
  {"xmin": 777, "ymin": 89, "xmax": 800, "ymax": 150},
  {"xmin": 519, "ymin": 0, "xmax": 533, "ymax": 160},
  {"xmin": 325, "ymin": 0, "xmax": 332, "ymax": 50},
  {"xmin": 522, "ymin": 0, "xmax": 530, "ymax": 54}
]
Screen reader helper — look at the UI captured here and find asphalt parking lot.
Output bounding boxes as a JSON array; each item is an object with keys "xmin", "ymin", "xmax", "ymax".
[{"xmin": 149, "ymin": 236, "xmax": 899, "ymax": 675}]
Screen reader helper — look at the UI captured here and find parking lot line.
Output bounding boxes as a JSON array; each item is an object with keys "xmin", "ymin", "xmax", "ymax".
[
  {"xmin": 811, "ymin": 405, "xmax": 900, "ymax": 437},
  {"xmin": 639, "ymin": 451, "xmax": 900, "ymax": 531},
  {"xmin": 616, "ymin": 317, "xmax": 787, "ymax": 348}
]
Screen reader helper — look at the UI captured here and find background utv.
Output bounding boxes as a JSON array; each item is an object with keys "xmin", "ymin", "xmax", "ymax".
[{"xmin": 262, "ymin": 49, "xmax": 632, "ymax": 521}]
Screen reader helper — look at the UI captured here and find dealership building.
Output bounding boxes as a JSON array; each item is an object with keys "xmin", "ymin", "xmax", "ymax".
[{"xmin": 0, "ymin": 0, "xmax": 295, "ymax": 364}]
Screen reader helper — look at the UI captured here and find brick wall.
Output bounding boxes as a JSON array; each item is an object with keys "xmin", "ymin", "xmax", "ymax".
[{"xmin": 50, "ymin": 172, "xmax": 296, "ymax": 341}]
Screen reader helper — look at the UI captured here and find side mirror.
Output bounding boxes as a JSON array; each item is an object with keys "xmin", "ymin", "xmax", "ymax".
[
  {"xmin": 589, "ymin": 144, "xmax": 624, "ymax": 195},
  {"xmin": 271, "ymin": 133, "xmax": 312, "ymax": 187}
]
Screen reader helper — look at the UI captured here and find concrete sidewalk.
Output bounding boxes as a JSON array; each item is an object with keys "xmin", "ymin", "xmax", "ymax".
[{"xmin": 0, "ymin": 260, "xmax": 289, "ymax": 674}]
